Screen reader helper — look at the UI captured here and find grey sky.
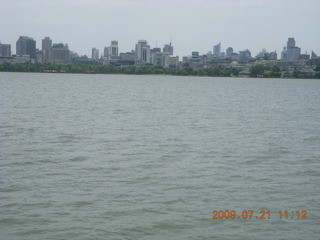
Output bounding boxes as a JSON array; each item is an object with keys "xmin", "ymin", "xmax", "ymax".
[{"xmin": 1, "ymin": 0, "xmax": 319, "ymax": 58}]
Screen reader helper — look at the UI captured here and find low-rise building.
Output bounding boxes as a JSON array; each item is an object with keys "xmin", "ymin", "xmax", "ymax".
[{"xmin": 0, "ymin": 55, "xmax": 33, "ymax": 64}]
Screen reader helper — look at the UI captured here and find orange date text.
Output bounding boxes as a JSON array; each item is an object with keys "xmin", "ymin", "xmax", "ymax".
[{"xmin": 211, "ymin": 210, "xmax": 308, "ymax": 220}]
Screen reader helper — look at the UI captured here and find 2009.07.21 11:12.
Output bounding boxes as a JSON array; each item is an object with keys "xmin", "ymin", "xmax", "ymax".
[{"xmin": 211, "ymin": 210, "xmax": 308, "ymax": 219}]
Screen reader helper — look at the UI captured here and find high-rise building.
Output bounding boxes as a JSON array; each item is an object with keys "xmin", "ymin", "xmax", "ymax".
[
  {"xmin": 256, "ymin": 49, "xmax": 267, "ymax": 59},
  {"xmin": 42, "ymin": 37, "xmax": 52, "ymax": 62},
  {"xmin": 0, "ymin": 43, "xmax": 11, "ymax": 57},
  {"xmin": 110, "ymin": 41, "xmax": 118, "ymax": 56},
  {"xmin": 92, "ymin": 47, "xmax": 99, "ymax": 59},
  {"xmin": 287, "ymin": 38, "xmax": 295, "ymax": 49},
  {"xmin": 281, "ymin": 47, "xmax": 287, "ymax": 59},
  {"xmin": 103, "ymin": 47, "xmax": 108, "ymax": 58},
  {"xmin": 150, "ymin": 47, "xmax": 161, "ymax": 56},
  {"xmin": 16, "ymin": 36, "xmax": 36, "ymax": 59},
  {"xmin": 42, "ymin": 37, "xmax": 52, "ymax": 51},
  {"xmin": 192, "ymin": 51, "xmax": 199, "ymax": 57},
  {"xmin": 239, "ymin": 49, "xmax": 252, "ymax": 62},
  {"xmin": 36, "ymin": 49, "xmax": 43, "ymax": 63},
  {"xmin": 226, "ymin": 47, "xmax": 233, "ymax": 58},
  {"xmin": 269, "ymin": 51, "xmax": 277, "ymax": 60},
  {"xmin": 104, "ymin": 41, "xmax": 119, "ymax": 59},
  {"xmin": 285, "ymin": 37, "xmax": 301, "ymax": 60},
  {"xmin": 163, "ymin": 42, "xmax": 173, "ymax": 55},
  {"xmin": 311, "ymin": 51, "xmax": 318, "ymax": 59},
  {"xmin": 135, "ymin": 40, "xmax": 151, "ymax": 63},
  {"xmin": 213, "ymin": 42, "xmax": 221, "ymax": 57}
]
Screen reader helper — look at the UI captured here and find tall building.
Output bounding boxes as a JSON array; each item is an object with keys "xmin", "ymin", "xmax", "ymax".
[
  {"xmin": 281, "ymin": 47, "xmax": 287, "ymax": 59},
  {"xmin": 42, "ymin": 37, "xmax": 52, "ymax": 62},
  {"xmin": 36, "ymin": 49, "xmax": 43, "ymax": 63},
  {"xmin": 104, "ymin": 41, "xmax": 118, "ymax": 59},
  {"xmin": 192, "ymin": 51, "xmax": 199, "ymax": 57},
  {"xmin": 239, "ymin": 49, "xmax": 252, "ymax": 62},
  {"xmin": 256, "ymin": 49, "xmax": 278, "ymax": 60},
  {"xmin": 285, "ymin": 37, "xmax": 301, "ymax": 60},
  {"xmin": 226, "ymin": 47, "xmax": 233, "ymax": 58},
  {"xmin": 150, "ymin": 47, "xmax": 161, "ymax": 56},
  {"xmin": 269, "ymin": 51, "xmax": 277, "ymax": 60},
  {"xmin": 42, "ymin": 37, "xmax": 52, "ymax": 51},
  {"xmin": 311, "ymin": 51, "xmax": 318, "ymax": 59},
  {"xmin": 287, "ymin": 38, "xmax": 295, "ymax": 49},
  {"xmin": 16, "ymin": 36, "xmax": 36, "ymax": 59},
  {"xmin": 256, "ymin": 49, "xmax": 267, "ymax": 59},
  {"xmin": 103, "ymin": 47, "xmax": 108, "ymax": 58},
  {"xmin": 92, "ymin": 47, "xmax": 99, "ymax": 59},
  {"xmin": 213, "ymin": 42, "xmax": 221, "ymax": 57},
  {"xmin": 110, "ymin": 41, "xmax": 118, "ymax": 56},
  {"xmin": 163, "ymin": 42, "xmax": 173, "ymax": 55},
  {"xmin": 135, "ymin": 40, "xmax": 151, "ymax": 63},
  {"xmin": 0, "ymin": 43, "xmax": 11, "ymax": 57}
]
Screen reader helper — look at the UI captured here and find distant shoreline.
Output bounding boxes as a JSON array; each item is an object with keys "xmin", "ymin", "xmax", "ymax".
[
  {"xmin": 0, "ymin": 62, "xmax": 319, "ymax": 79},
  {"xmin": 2, "ymin": 71, "xmax": 320, "ymax": 81}
]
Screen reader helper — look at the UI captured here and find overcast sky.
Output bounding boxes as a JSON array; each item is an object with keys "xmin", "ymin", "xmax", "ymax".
[{"xmin": 1, "ymin": 0, "xmax": 319, "ymax": 58}]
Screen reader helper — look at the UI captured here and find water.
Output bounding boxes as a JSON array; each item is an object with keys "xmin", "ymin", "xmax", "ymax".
[{"xmin": 0, "ymin": 72, "xmax": 319, "ymax": 240}]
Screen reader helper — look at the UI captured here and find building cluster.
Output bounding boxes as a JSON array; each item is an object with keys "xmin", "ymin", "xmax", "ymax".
[
  {"xmin": 0, "ymin": 36, "xmax": 319, "ymax": 73},
  {"xmin": 0, "ymin": 36, "xmax": 70, "ymax": 64}
]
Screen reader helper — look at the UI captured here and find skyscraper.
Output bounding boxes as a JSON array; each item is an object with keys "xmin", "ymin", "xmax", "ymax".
[
  {"xmin": 287, "ymin": 38, "xmax": 295, "ymax": 49},
  {"xmin": 110, "ymin": 41, "xmax": 119, "ymax": 56},
  {"xmin": 286, "ymin": 37, "xmax": 301, "ymax": 60},
  {"xmin": 42, "ymin": 37, "xmax": 52, "ymax": 51},
  {"xmin": 42, "ymin": 37, "xmax": 52, "ymax": 62},
  {"xmin": 213, "ymin": 42, "xmax": 221, "ymax": 57},
  {"xmin": 226, "ymin": 47, "xmax": 233, "ymax": 58},
  {"xmin": 163, "ymin": 42, "xmax": 173, "ymax": 55},
  {"xmin": 135, "ymin": 40, "xmax": 151, "ymax": 63},
  {"xmin": 16, "ymin": 36, "xmax": 36, "ymax": 59},
  {"xmin": 239, "ymin": 49, "xmax": 252, "ymax": 62},
  {"xmin": 104, "ymin": 41, "xmax": 119, "ymax": 59},
  {"xmin": 281, "ymin": 47, "xmax": 287, "ymax": 60},
  {"xmin": 92, "ymin": 47, "xmax": 99, "ymax": 59}
]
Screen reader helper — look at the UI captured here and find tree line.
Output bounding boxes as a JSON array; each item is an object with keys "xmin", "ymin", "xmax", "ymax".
[
  {"xmin": 0, "ymin": 62, "xmax": 319, "ymax": 79},
  {"xmin": 249, "ymin": 64, "xmax": 320, "ymax": 79}
]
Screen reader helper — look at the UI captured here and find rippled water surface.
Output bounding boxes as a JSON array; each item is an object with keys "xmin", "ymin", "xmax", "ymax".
[{"xmin": 1, "ymin": 72, "xmax": 319, "ymax": 239}]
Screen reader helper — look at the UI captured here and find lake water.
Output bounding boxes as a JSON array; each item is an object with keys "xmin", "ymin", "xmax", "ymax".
[{"xmin": 0, "ymin": 72, "xmax": 319, "ymax": 240}]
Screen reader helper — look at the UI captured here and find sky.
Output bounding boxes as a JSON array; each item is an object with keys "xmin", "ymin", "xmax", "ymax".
[{"xmin": 1, "ymin": 0, "xmax": 319, "ymax": 58}]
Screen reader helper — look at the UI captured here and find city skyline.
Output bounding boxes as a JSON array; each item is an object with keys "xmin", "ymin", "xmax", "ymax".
[
  {"xmin": 0, "ymin": 35, "xmax": 318, "ymax": 60},
  {"xmin": 0, "ymin": 0, "xmax": 319, "ymax": 58}
]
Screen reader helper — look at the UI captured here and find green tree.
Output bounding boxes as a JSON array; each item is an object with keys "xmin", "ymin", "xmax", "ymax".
[
  {"xmin": 249, "ymin": 65, "xmax": 266, "ymax": 77},
  {"xmin": 292, "ymin": 70, "xmax": 301, "ymax": 78}
]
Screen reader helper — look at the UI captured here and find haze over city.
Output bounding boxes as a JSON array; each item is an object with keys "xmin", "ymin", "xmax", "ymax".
[{"xmin": 1, "ymin": 0, "xmax": 319, "ymax": 57}]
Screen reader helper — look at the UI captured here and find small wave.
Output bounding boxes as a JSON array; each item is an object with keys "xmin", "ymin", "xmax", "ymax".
[
  {"xmin": 9, "ymin": 161, "xmax": 35, "ymax": 166},
  {"xmin": 69, "ymin": 156, "xmax": 87, "ymax": 162},
  {"xmin": 68, "ymin": 201, "xmax": 94, "ymax": 207}
]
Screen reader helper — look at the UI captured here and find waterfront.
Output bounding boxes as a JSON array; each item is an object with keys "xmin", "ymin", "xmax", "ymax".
[{"xmin": 0, "ymin": 72, "xmax": 319, "ymax": 239}]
